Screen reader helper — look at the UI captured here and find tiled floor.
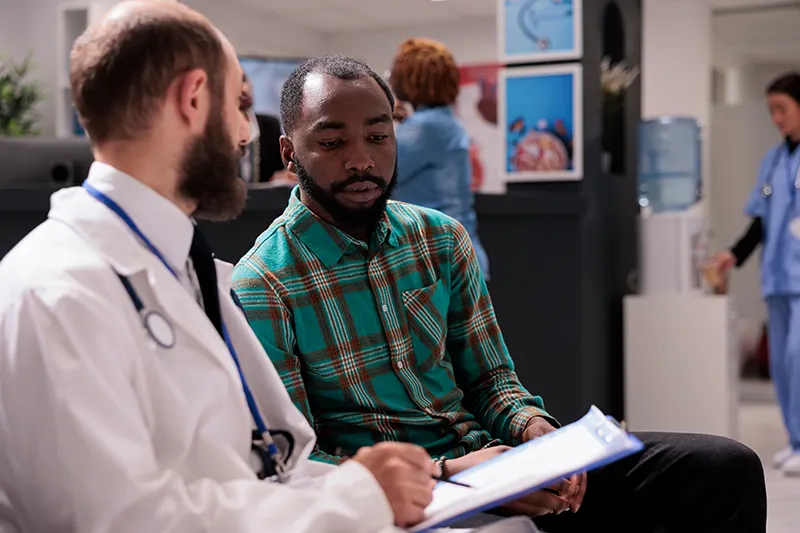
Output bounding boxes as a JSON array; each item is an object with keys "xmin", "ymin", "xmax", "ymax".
[{"xmin": 737, "ymin": 389, "xmax": 800, "ymax": 533}]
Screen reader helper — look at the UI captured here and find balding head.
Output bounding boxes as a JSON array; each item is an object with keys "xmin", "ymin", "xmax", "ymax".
[{"xmin": 70, "ymin": 0, "xmax": 228, "ymax": 143}]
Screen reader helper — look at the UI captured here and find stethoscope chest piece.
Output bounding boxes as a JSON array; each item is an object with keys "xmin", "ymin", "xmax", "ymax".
[{"xmin": 144, "ymin": 310, "xmax": 176, "ymax": 349}]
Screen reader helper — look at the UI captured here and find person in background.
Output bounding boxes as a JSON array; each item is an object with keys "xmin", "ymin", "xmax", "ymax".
[
  {"xmin": 710, "ymin": 71, "xmax": 800, "ymax": 477},
  {"xmin": 0, "ymin": 2, "xmax": 437, "ymax": 531},
  {"xmin": 255, "ymin": 111, "xmax": 291, "ymax": 183},
  {"xmin": 233, "ymin": 54, "xmax": 767, "ymax": 533},
  {"xmin": 392, "ymin": 99, "xmax": 411, "ymax": 124},
  {"xmin": 239, "ymin": 75, "xmax": 261, "ymax": 182},
  {"xmin": 241, "ymin": 75, "xmax": 294, "ymax": 185},
  {"xmin": 389, "ymin": 37, "xmax": 490, "ymax": 279}
]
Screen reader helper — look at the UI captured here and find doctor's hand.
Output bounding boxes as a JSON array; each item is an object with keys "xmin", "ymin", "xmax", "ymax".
[
  {"xmin": 352, "ymin": 442, "xmax": 437, "ymax": 527},
  {"xmin": 710, "ymin": 250, "xmax": 736, "ymax": 273}
]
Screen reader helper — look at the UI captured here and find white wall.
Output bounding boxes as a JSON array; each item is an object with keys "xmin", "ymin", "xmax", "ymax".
[
  {"xmin": 0, "ymin": 1, "xmax": 31, "ymax": 63},
  {"xmin": 710, "ymin": 101, "xmax": 775, "ymax": 324},
  {"xmin": 325, "ymin": 16, "xmax": 496, "ymax": 75},
  {"xmin": 186, "ymin": 0, "xmax": 325, "ymax": 58},
  {"xmin": 0, "ymin": 0, "xmax": 325, "ymax": 137},
  {"xmin": 736, "ymin": 63, "xmax": 800, "ymax": 101},
  {"xmin": 642, "ymin": 1, "xmax": 711, "ymax": 122}
]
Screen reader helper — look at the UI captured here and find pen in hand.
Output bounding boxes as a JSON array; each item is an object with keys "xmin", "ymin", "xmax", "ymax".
[{"xmin": 432, "ymin": 475, "xmax": 473, "ymax": 488}]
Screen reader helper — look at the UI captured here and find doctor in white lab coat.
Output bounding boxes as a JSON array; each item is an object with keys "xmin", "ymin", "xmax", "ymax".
[{"xmin": 0, "ymin": 2, "xmax": 437, "ymax": 532}]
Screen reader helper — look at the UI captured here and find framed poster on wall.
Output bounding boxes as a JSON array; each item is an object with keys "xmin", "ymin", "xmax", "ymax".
[
  {"xmin": 498, "ymin": 0, "xmax": 583, "ymax": 64},
  {"xmin": 499, "ymin": 63, "xmax": 583, "ymax": 181}
]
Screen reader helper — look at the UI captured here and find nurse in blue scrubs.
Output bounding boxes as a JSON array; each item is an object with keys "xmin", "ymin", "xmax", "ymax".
[
  {"xmin": 389, "ymin": 38, "xmax": 490, "ymax": 279},
  {"xmin": 713, "ymin": 72, "xmax": 800, "ymax": 477}
]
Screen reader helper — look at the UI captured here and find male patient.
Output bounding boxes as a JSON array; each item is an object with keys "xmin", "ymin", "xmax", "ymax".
[{"xmin": 232, "ymin": 55, "xmax": 767, "ymax": 533}]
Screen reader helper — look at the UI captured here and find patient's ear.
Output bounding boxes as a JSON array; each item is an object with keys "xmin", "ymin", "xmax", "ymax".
[{"xmin": 280, "ymin": 136, "xmax": 296, "ymax": 172}]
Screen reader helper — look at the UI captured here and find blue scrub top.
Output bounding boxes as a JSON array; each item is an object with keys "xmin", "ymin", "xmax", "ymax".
[
  {"xmin": 745, "ymin": 141, "xmax": 800, "ymax": 296},
  {"xmin": 393, "ymin": 106, "xmax": 490, "ymax": 278}
]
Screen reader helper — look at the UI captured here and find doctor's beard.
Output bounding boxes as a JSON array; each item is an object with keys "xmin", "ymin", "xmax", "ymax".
[
  {"xmin": 293, "ymin": 156, "xmax": 397, "ymax": 233},
  {"xmin": 178, "ymin": 108, "xmax": 247, "ymax": 222}
]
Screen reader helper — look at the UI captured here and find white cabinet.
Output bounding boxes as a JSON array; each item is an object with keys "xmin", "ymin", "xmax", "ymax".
[{"xmin": 624, "ymin": 294, "xmax": 739, "ymax": 438}]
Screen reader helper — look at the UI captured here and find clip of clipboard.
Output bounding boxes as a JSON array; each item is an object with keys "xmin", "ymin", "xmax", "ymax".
[{"xmin": 409, "ymin": 406, "xmax": 644, "ymax": 533}]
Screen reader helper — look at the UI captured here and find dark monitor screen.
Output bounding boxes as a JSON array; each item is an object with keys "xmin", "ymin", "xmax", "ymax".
[
  {"xmin": 0, "ymin": 137, "xmax": 94, "ymax": 188},
  {"xmin": 240, "ymin": 56, "xmax": 304, "ymax": 126}
]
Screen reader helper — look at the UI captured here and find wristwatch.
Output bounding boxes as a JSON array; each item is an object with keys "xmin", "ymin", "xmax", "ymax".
[{"xmin": 435, "ymin": 456, "xmax": 449, "ymax": 480}]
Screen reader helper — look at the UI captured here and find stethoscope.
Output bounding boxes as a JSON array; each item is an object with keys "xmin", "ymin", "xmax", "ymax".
[
  {"xmin": 761, "ymin": 144, "xmax": 800, "ymax": 198},
  {"xmin": 82, "ymin": 182, "xmax": 289, "ymax": 482},
  {"xmin": 516, "ymin": 0, "xmax": 573, "ymax": 50}
]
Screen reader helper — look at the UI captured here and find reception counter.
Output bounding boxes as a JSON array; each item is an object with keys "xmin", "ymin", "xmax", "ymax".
[{"xmin": 0, "ymin": 185, "xmax": 616, "ymax": 424}]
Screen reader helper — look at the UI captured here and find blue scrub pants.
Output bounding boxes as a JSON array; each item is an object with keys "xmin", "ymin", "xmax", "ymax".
[{"xmin": 766, "ymin": 295, "xmax": 800, "ymax": 451}]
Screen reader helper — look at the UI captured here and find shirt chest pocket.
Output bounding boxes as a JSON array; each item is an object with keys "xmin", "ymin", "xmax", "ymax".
[{"xmin": 402, "ymin": 279, "xmax": 449, "ymax": 371}]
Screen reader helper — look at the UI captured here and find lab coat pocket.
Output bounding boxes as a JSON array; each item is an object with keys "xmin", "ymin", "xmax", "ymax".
[{"xmin": 402, "ymin": 279, "xmax": 449, "ymax": 372}]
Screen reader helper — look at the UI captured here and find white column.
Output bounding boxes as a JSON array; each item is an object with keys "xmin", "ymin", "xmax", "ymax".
[
  {"xmin": 641, "ymin": 0, "xmax": 712, "ymax": 202},
  {"xmin": 642, "ymin": 0, "xmax": 711, "ymax": 120}
]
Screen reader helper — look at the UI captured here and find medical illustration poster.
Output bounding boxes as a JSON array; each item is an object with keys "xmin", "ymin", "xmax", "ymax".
[
  {"xmin": 498, "ymin": 0, "xmax": 582, "ymax": 64},
  {"xmin": 499, "ymin": 64, "xmax": 583, "ymax": 181},
  {"xmin": 456, "ymin": 64, "xmax": 505, "ymax": 193}
]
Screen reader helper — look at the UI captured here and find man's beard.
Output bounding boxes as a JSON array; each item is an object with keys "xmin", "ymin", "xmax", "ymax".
[
  {"xmin": 178, "ymin": 108, "xmax": 247, "ymax": 222},
  {"xmin": 294, "ymin": 156, "xmax": 397, "ymax": 233}
]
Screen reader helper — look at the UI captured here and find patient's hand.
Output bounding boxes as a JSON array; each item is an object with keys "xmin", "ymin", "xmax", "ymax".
[
  {"xmin": 445, "ymin": 446, "xmax": 573, "ymax": 517},
  {"xmin": 522, "ymin": 417, "xmax": 557, "ymax": 442},
  {"xmin": 445, "ymin": 445, "xmax": 509, "ymax": 476},
  {"xmin": 522, "ymin": 418, "xmax": 587, "ymax": 513}
]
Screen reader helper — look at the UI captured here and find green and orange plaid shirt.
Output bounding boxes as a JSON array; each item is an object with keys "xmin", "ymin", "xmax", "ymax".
[{"xmin": 232, "ymin": 187, "xmax": 555, "ymax": 464}]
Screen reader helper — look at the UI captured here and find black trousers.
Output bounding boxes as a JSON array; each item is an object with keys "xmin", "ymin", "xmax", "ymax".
[{"xmin": 532, "ymin": 432, "xmax": 767, "ymax": 533}]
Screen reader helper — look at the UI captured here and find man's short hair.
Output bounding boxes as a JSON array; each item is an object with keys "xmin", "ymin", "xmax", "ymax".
[
  {"xmin": 280, "ymin": 55, "xmax": 394, "ymax": 135},
  {"xmin": 70, "ymin": 10, "xmax": 227, "ymax": 143}
]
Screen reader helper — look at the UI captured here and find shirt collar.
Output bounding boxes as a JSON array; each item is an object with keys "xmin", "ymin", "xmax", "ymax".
[
  {"xmin": 284, "ymin": 186, "xmax": 399, "ymax": 268},
  {"xmin": 84, "ymin": 162, "xmax": 194, "ymax": 273}
]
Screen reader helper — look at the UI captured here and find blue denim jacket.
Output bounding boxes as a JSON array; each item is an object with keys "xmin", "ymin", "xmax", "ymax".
[{"xmin": 393, "ymin": 106, "xmax": 490, "ymax": 279}]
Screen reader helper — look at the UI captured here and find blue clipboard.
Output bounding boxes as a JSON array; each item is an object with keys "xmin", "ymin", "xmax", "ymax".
[{"xmin": 410, "ymin": 406, "xmax": 644, "ymax": 532}]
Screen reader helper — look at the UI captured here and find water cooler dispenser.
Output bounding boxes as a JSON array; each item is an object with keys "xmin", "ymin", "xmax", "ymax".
[
  {"xmin": 624, "ymin": 116, "xmax": 739, "ymax": 439},
  {"xmin": 638, "ymin": 203, "xmax": 707, "ymax": 294}
]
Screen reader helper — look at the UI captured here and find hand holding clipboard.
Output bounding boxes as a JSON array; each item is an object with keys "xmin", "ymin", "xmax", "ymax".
[{"xmin": 411, "ymin": 406, "xmax": 643, "ymax": 532}]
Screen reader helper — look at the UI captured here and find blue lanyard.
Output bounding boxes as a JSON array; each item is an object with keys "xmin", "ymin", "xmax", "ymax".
[{"xmin": 82, "ymin": 182, "xmax": 284, "ymax": 477}]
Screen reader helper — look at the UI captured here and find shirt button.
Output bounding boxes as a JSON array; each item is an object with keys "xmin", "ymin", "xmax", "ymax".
[
  {"xmin": 382, "ymin": 304, "xmax": 388, "ymax": 312},
  {"xmin": 397, "ymin": 361, "xmax": 405, "ymax": 369}
]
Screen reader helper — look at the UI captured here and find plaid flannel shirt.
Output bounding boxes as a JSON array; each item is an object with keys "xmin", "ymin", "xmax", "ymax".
[{"xmin": 232, "ymin": 187, "xmax": 555, "ymax": 464}]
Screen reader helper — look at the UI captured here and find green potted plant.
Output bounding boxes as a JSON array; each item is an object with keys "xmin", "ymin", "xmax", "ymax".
[
  {"xmin": 0, "ymin": 53, "xmax": 43, "ymax": 137},
  {"xmin": 600, "ymin": 56, "xmax": 639, "ymax": 173}
]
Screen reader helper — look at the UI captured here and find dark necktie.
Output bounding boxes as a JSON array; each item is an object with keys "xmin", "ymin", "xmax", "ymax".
[{"xmin": 189, "ymin": 227, "xmax": 224, "ymax": 338}]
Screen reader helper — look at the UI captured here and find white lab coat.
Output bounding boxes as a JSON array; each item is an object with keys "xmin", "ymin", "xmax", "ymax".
[{"xmin": 0, "ymin": 185, "xmax": 397, "ymax": 533}]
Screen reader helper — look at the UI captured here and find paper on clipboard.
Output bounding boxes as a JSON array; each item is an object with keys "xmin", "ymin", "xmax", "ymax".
[{"xmin": 409, "ymin": 406, "xmax": 644, "ymax": 533}]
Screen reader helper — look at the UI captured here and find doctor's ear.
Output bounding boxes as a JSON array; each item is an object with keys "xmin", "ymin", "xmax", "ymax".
[
  {"xmin": 176, "ymin": 69, "xmax": 209, "ymax": 132},
  {"xmin": 280, "ymin": 136, "xmax": 297, "ymax": 171}
]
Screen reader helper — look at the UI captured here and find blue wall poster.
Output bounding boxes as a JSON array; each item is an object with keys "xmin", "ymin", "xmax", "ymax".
[
  {"xmin": 499, "ymin": 64, "xmax": 583, "ymax": 181},
  {"xmin": 498, "ymin": 0, "xmax": 582, "ymax": 64}
]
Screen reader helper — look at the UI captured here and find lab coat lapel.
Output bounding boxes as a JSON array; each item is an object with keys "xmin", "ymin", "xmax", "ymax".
[
  {"xmin": 49, "ymin": 187, "xmax": 239, "ymax": 380},
  {"xmin": 215, "ymin": 259, "xmax": 318, "ymax": 467}
]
